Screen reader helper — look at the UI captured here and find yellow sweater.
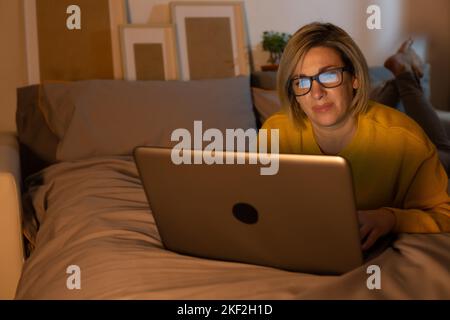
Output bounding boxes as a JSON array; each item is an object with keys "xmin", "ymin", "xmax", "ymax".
[{"xmin": 261, "ymin": 100, "xmax": 450, "ymax": 233}]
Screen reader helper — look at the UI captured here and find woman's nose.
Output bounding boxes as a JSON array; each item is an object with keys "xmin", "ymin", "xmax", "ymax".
[{"xmin": 310, "ymin": 80, "xmax": 326, "ymax": 99}]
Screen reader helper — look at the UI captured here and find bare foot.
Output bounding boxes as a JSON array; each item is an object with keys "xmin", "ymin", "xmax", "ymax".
[
  {"xmin": 384, "ymin": 52, "xmax": 413, "ymax": 77},
  {"xmin": 384, "ymin": 38, "xmax": 424, "ymax": 78},
  {"xmin": 400, "ymin": 38, "xmax": 424, "ymax": 78},
  {"xmin": 398, "ymin": 38, "xmax": 414, "ymax": 53}
]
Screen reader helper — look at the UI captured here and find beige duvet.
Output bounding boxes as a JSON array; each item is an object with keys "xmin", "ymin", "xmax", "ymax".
[{"xmin": 15, "ymin": 156, "xmax": 450, "ymax": 299}]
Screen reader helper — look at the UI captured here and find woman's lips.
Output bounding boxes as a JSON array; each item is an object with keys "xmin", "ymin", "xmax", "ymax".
[{"xmin": 312, "ymin": 103, "xmax": 334, "ymax": 113}]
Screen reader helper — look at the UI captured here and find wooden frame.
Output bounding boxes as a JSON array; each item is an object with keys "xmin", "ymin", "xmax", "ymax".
[
  {"xmin": 170, "ymin": 1, "xmax": 249, "ymax": 80},
  {"xmin": 119, "ymin": 24, "xmax": 178, "ymax": 81},
  {"xmin": 23, "ymin": 0, "xmax": 126, "ymax": 84}
]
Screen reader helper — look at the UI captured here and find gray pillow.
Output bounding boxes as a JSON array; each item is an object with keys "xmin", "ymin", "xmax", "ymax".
[
  {"xmin": 251, "ymin": 87, "xmax": 281, "ymax": 124},
  {"xmin": 40, "ymin": 77, "xmax": 256, "ymax": 161}
]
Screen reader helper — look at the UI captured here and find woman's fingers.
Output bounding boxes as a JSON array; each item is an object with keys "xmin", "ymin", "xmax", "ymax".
[
  {"xmin": 359, "ymin": 224, "xmax": 371, "ymax": 241},
  {"xmin": 361, "ymin": 229, "xmax": 380, "ymax": 251},
  {"xmin": 358, "ymin": 209, "xmax": 395, "ymax": 251}
]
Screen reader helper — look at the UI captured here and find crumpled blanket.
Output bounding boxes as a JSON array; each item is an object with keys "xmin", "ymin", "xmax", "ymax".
[{"xmin": 15, "ymin": 156, "xmax": 450, "ymax": 299}]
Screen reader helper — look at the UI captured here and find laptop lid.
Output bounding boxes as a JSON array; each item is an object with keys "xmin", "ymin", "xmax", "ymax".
[{"xmin": 134, "ymin": 147, "xmax": 363, "ymax": 275}]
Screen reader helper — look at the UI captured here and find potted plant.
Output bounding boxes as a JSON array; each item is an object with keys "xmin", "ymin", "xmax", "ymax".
[{"xmin": 261, "ymin": 31, "xmax": 291, "ymax": 71}]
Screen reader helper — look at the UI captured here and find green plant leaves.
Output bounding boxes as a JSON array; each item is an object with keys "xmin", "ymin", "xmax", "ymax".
[{"xmin": 262, "ymin": 31, "xmax": 292, "ymax": 64}]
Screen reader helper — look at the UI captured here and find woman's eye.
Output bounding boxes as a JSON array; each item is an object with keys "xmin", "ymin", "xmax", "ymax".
[
  {"xmin": 320, "ymin": 72, "xmax": 338, "ymax": 83},
  {"xmin": 298, "ymin": 78, "xmax": 310, "ymax": 88}
]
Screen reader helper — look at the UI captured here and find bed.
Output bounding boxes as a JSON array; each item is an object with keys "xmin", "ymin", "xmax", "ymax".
[{"xmin": 2, "ymin": 73, "xmax": 450, "ymax": 299}]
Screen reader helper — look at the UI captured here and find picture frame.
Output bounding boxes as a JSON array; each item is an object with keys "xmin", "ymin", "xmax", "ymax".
[
  {"xmin": 23, "ymin": 0, "xmax": 126, "ymax": 84},
  {"xmin": 170, "ymin": 1, "xmax": 249, "ymax": 80},
  {"xmin": 119, "ymin": 24, "xmax": 178, "ymax": 81}
]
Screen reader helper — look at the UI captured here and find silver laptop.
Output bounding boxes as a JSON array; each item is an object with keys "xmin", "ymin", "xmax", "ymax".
[{"xmin": 134, "ymin": 147, "xmax": 363, "ymax": 275}]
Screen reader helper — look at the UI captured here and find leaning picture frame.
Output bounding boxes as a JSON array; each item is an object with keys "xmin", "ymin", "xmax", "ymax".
[
  {"xmin": 119, "ymin": 24, "xmax": 178, "ymax": 81},
  {"xmin": 170, "ymin": 1, "xmax": 249, "ymax": 80},
  {"xmin": 23, "ymin": 0, "xmax": 126, "ymax": 84}
]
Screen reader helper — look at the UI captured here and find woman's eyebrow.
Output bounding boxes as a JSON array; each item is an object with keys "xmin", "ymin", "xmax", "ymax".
[{"xmin": 297, "ymin": 65, "xmax": 340, "ymax": 77}]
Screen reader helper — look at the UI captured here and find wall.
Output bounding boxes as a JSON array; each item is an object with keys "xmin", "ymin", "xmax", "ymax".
[
  {"xmin": 0, "ymin": 0, "xmax": 448, "ymax": 134},
  {"xmin": 401, "ymin": 0, "xmax": 449, "ymax": 111},
  {"xmin": 128, "ymin": 0, "xmax": 404, "ymax": 68},
  {"xmin": 0, "ymin": 0, "xmax": 28, "ymax": 133}
]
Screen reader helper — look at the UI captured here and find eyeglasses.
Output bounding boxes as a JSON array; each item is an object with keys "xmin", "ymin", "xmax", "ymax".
[{"xmin": 290, "ymin": 66, "xmax": 352, "ymax": 97}]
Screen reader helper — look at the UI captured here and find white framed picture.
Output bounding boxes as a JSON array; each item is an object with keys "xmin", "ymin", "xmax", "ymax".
[
  {"xmin": 23, "ymin": 0, "xmax": 126, "ymax": 84},
  {"xmin": 120, "ymin": 24, "xmax": 178, "ymax": 81},
  {"xmin": 170, "ymin": 1, "xmax": 249, "ymax": 80}
]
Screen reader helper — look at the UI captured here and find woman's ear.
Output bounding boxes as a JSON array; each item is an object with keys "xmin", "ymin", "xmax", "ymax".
[{"xmin": 352, "ymin": 76, "xmax": 359, "ymax": 89}]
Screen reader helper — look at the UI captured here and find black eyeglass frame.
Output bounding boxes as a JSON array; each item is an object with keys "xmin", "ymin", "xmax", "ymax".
[{"xmin": 290, "ymin": 66, "xmax": 353, "ymax": 97}]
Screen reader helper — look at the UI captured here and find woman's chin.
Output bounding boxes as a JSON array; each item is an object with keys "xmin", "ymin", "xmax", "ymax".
[{"xmin": 311, "ymin": 115, "xmax": 339, "ymax": 128}]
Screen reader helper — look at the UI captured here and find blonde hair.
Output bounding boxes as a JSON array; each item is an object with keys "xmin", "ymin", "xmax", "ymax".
[{"xmin": 277, "ymin": 22, "xmax": 370, "ymax": 127}]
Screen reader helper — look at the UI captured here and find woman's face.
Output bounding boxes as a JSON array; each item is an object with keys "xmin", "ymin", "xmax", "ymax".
[{"xmin": 293, "ymin": 46, "xmax": 358, "ymax": 129}]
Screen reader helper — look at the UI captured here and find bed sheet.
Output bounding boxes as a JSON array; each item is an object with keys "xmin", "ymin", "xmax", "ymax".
[{"xmin": 15, "ymin": 156, "xmax": 450, "ymax": 299}]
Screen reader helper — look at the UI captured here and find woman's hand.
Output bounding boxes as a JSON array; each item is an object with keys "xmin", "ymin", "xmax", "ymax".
[{"xmin": 358, "ymin": 208, "xmax": 396, "ymax": 251}]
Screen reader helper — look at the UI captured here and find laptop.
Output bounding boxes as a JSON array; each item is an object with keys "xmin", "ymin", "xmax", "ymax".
[{"xmin": 134, "ymin": 146, "xmax": 363, "ymax": 275}]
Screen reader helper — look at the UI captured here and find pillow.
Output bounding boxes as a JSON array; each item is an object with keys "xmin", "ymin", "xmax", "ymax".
[
  {"xmin": 369, "ymin": 64, "xmax": 431, "ymax": 99},
  {"xmin": 368, "ymin": 64, "xmax": 431, "ymax": 112},
  {"xmin": 39, "ymin": 77, "xmax": 256, "ymax": 161},
  {"xmin": 16, "ymin": 85, "xmax": 60, "ymax": 180},
  {"xmin": 251, "ymin": 87, "xmax": 281, "ymax": 125},
  {"xmin": 250, "ymin": 71, "xmax": 277, "ymax": 90}
]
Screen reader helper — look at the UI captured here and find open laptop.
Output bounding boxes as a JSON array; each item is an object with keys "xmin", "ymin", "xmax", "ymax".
[{"xmin": 134, "ymin": 147, "xmax": 363, "ymax": 275}]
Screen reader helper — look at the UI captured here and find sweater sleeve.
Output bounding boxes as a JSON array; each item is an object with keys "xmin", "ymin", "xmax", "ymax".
[{"xmin": 384, "ymin": 142, "xmax": 450, "ymax": 233}]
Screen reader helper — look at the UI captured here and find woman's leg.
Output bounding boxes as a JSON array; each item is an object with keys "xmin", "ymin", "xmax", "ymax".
[
  {"xmin": 382, "ymin": 40, "xmax": 450, "ymax": 174},
  {"xmin": 396, "ymin": 72, "xmax": 450, "ymax": 174},
  {"xmin": 371, "ymin": 73, "xmax": 450, "ymax": 151},
  {"xmin": 369, "ymin": 79, "xmax": 400, "ymax": 109},
  {"xmin": 395, "ymin": 72, "xmax": 450, "ymax": 152}
]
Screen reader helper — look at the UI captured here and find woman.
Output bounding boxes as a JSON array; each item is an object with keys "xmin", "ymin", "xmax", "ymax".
[{"xmin": 262, "ymin": 22, "xmax": 450, "ymax": 251}]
